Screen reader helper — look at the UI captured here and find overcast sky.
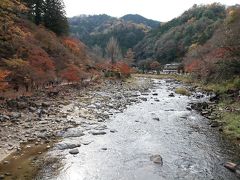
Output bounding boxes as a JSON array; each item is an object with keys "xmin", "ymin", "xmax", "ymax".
[{"xmin": 64, "ymin": 0, "xmax": 239, "ymax": 21}]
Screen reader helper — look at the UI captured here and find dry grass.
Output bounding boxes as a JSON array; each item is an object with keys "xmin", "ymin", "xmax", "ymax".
[{"xmin": 175, "ymin": 87, "xmax": 191, "ymax": 96}]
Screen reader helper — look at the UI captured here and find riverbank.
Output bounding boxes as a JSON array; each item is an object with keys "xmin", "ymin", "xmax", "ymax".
[{"xmin": 0, "ymin": 77, "xmax": 152, "ymax": 163}]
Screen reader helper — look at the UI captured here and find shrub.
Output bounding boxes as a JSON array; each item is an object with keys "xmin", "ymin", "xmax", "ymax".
[{"xmin": 175, "ymin": 87, "xmax": 191, "ymax": 96}]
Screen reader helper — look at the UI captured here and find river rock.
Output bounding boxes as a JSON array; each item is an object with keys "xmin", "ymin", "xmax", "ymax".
[
  {"xmin": 150, "ymin": 154, "xmax": 163, "ymax": 165},
  {"xmin": 56, "ymin": 142, "xmax": 81, "ymax": 150},
  {"xmin": 153, "ymin": 117, "xmax": 160, "ymax": 121},
  {"xmin": 140, "ymin": 97, "xmax": 147, "ymax": 101},
  {"xmin": 224, "ymin": 162, "xmax": 238, "ymax": 172},
  {"xmin": 69, "ymin": 148, "xmax": 79, "ymax": 155},
  {"xmin": 63, "ymin": 128, "xmax": 85, "ymax": 137},
  {"xmin": 88, "ymin": 104, "xmax": 96, "ymax": 109},
  {"xmin": 0, "ymin": 114, "xmax": 10, "ymax": 121},
  {"xmin": 110, "ymin": 129, "xmax": 117, "ymax": 133},
  {"xmin": 42, "ymin": 102, "xmax": 51, "ymax": 108},
  {"xmin": 91, "ymin": 131, "xmax": 106, "ymax": 135},
  {"xmin": 10, "ymin": 112, "xmax": 21, "ymax": 119},
  {"xmin": 154, "ymin": 98, "xmax": 160, "ymax": 102},
  {"xmin": 94, "ymin": 125, "xmax": 108, "ymax": 130},
  {"xmin": 186, "ymin": 106, "xmax": 192, "ymax": 111},
  {"xmin": 29, "ymin": 107, "xmax": 36, "ymax": 112}
]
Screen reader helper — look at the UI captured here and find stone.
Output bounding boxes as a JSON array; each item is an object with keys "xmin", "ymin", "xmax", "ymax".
[
  {"xmin": 224, "ymin": 162, "xmax": 237, "ymax": 172},
  {"xmin": 150, "ymin": 155, "xmax": 163, "ymax": 165},
  {"xmin": 153, "ymin": 117, "xmax": 160, "ymax": 121},
  {"xmin": 88, "ymin": 104, "xmax": 96, "ymax": 109},
  {"xmin": 5, "ymin": 172, "xmax": 11, "ymax": 176},
  {"xmin": 69, "ymin": 148, "xmax": 79, "ymax": 155},
  {"xmin": 110, "ymin": 129, "xmax": 117, "ymax": 133},
  {"xmin": 29, "ymin": 107, "xmax": 36, "ymax": 112},
  {"xmin": 91, "ymin": 131, "xmax": 106, "ymax": 135},
  {"xmin": 10, "ymin": 112, "xmax": 21, "ymax": 120},
  {"xmin": 94, "ymin": 125, "xmax": 108, "ymax": 130},
  {"xmin": 42, "ymin": 102, "xmax": 50, "ymax": 108},
  {"xmin": 186, "ymin": 107, "xmax": 192, "ymax": 111},
  {"xmin": 63, "ymin": 128, "xmax": 85, "ymax": 138},
  {"xmin": 101, "ymin": 147, "xmax": 107, "ymax": 150},
  {"xmin": 152, "ymin": 93, "xmax": 158, "ymax": 96},
  {"xmin": 169, "ymin": 93, "xmax": 175, "ymax": 97},
  {"xmin": 140, "ymin": 97, "xmax": 147, "ymax": 101},
  {"xmin": 1, "ymin": 115, "xmax": 10, "ymax": 121},
  {"xmin": 56, "ymin": 142, "xmax": 81, "ymax": 150},
  {"xmin": 3, "ymin": 161, "xmax": 9, "ymax": 164}
]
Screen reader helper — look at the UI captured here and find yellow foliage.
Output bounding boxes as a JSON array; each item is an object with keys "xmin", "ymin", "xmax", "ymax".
[
  {"xmin": 189, "ymin": 43, "xmax": 199, "ymax": 51},
  {"xmin": 4, "ymin": 58, "xmax": 29, "ymax": 69}
]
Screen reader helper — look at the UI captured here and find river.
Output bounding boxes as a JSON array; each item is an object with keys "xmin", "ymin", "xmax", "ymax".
[{"xmin": 36, "ymin": 78, "xmax": 239, "ymax": 180}]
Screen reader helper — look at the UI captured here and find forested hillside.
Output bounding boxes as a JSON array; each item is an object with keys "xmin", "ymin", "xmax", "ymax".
[
  {"xmin": 134, "ymin": 3, "xmax": 226, "ymax": 64},
  {"xmin": 121, "ymin": 14, "xmax": 160, "ymax": 29},
  {"xmin": 68, "ymin": 14, "xmax": 159, "ymax": 55},
  {"xmin": 0, "ymin": 0, "xmax": 95, "ymax": 91},
  {"xmin": 184, "ymin": 5, "xmax": 240, "ymax": 82}
]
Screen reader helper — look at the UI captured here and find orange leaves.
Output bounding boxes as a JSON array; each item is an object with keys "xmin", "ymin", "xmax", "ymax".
[
  {"xmin": 27, "ymin": 47, "xmax": 55, "ymax": 83},
  {"xmin": 96, "ymin": 61, "xmax": 112, "ymax": 71},
  {"xmin": 0, "ymin": 70, "xmax": 10, "ymax": 90},
  {"xmin": 63, "ymin": 37, "xmax": 82, "ymax": 55},
  {"xmin": 114, "ymin": 61, "xmax": 132, "ymax": 77},
  {"xmin": 96, "ymin": 60, "xmax": 132, "ymax": 78},
  {"xmin": 0, "ymin": 70, "xmax": 10, "ymax": 80},
  {"xmin": 185, "ymin": 60, "xmax": 201, "ymax": 73},
  {"xmin": 28, "ymin": 47, "xmax": 55, "ymax": 72},
  {"xmin": 61, "ymin": 64, "xmax": 82, "ymax": 82}
]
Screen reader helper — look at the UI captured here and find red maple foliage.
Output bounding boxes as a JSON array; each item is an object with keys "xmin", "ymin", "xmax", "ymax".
[
  {"xmin": 61, "ymin": 64, "xmax": 81, "ymax": 82},
  {"xmin": 27, "ymin": 47, "xmax": 55, "ymax": 84},
  {"xmin": 114, "ymin": 61, "xmax": 132, "ymax": 77}
]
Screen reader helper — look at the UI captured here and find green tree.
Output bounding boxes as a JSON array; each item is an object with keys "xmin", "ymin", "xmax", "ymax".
[
  {"xmin": 43, "ymin": 0, "xmax": 69, "ymax": 36},
  {"xmin": 22, "ymin": 0, "xmax": 44, "ymax": 25}
]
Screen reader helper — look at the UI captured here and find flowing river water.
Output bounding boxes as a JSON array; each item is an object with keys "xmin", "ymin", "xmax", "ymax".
[{"xmin": 33, "ymin": 78, "xmax": 240, "ymax": 180}]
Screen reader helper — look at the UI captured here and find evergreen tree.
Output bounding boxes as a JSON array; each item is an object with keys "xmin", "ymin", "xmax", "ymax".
[
  {"xmin": 43, "ymin": 0, "xmax": 69, "ymax": 36},
  {"xmin": 22, "ymin": 0, "xmax": 43, "ymax": 25},
  {"xmin": 22, "ymin": 0, "xmax": 69, "ymax": 35}
]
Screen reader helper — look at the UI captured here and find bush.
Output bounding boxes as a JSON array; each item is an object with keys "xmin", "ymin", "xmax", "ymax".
[{"xmin": 175, "ymin": 87, "xmax": 191, "ymax": 96}]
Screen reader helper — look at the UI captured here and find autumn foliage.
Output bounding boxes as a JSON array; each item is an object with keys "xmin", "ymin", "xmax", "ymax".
[
  {"xmin": 114, "ymin": 61, "xmax": 132, "ymax": 77},
  {"xmin": 96, "ymin": 61, "xmax": 133, "ymax": 78},
  {"xmin": 61, "ymin": 65, "xmax": 82, "ymax": 82},
  {"xmin": 184, "ymin": 6, "xmax": 240, "ymax": 81},
  {"xmin": 0, "ymin": 70, "xmax": 11, "ymax": 90},
  {"xmin": 0, "ymin": 0, "xmax": 93, "ymax": 92}
]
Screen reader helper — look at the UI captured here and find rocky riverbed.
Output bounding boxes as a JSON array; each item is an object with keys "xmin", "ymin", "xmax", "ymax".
[
  {"xmin": 0, "ymin": 77, "xmax": 152, "ymax": 163},
  {"xmin": 0, "ymin": 76, "xmax": 240, "ymax": 179}
]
